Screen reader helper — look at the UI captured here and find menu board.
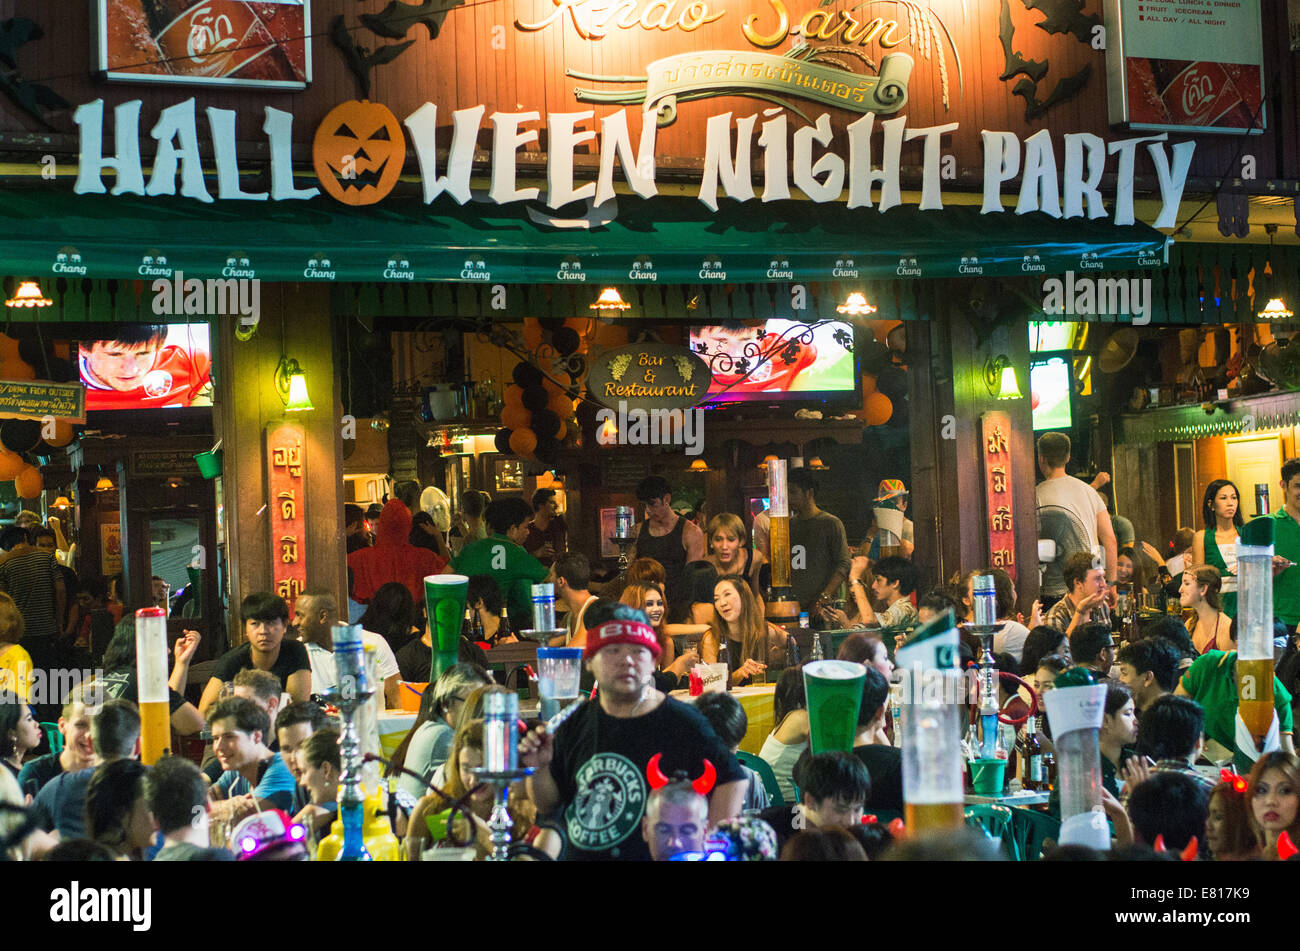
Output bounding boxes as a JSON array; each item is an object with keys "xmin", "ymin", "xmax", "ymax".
[{"xmin": 1105, "ymin": 0, "xmax": 1265, "ymax": 133}]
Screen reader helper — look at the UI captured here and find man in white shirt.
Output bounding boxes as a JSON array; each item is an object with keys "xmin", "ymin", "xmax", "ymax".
[
  {"xmin": 293, "ymin": 588, "xmax": 400, "ymax": 708},
  {"xmin": 1035, "ymin": 432, "xmax": 1117, "ymax": 591}
]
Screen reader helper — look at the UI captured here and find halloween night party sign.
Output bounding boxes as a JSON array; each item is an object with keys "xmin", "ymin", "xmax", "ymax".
[{"xmin": 73, "ymin": 95, "xmax": 1195, "ymax": 228}]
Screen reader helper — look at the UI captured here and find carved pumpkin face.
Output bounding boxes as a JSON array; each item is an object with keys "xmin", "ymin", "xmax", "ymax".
[{"xmin": 313, "ymin": 100, "xmax": 406, "ymax": 206}]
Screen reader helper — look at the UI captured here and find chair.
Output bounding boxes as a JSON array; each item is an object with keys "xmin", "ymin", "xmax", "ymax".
[
  {"xmin": 964, "ymin": 803, "xmax": 1019, "ymax": 861},
  {"xmin": 40, "ymin": 722, "xmax": 63, "ymax": 756},
  {"xmin": 736, "ymin": 750, "xmax": 785, "ymax": 807},
  {"xmin": 1010, "ymin": 807, "xmax": 1060, "ymax": 861}
]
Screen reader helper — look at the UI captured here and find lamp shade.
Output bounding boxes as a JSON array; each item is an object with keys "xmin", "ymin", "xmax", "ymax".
[
  {"xmin": 5, "ymin": 281, "xmax": 51, "ymax": 308},
  {"xmin": 590, "ymin": 287, "xmax": 630, "ymax": 311},
  {"xmin": 282, "ymin": 363, "xmax": 314, "ymax": 412},
  {"xmin": 836, "ymin": 292, "xmax": 877, "ymax": 315},
  {"xmin": 997, "ymin": 365, "xmax": 1023, "ymax": 400},
  {"xmin": 1259, "ymin": 298, "xmax": 1294, "ymax": 320}
]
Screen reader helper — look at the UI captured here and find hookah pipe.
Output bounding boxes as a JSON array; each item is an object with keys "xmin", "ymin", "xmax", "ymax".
[
  {"xmin": 968, "ymin": 668, "xmax": 1041, "ymax": 727},
  {"xmin": 362, "ymin": 752, "xmax": 480, "ymax": 849}
]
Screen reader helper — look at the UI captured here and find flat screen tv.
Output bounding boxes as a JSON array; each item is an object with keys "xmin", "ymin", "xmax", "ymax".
[
  {"xmin": 689, "ymin": 320, "xmax": 857, "ymax": 404},
  {"xmin": 80, "ymin": 324, "xmax": 212, "ymax": 411},
  {"xmin": 1031, "ymin": 356, "xmax": 1073, "ymax": 431}
]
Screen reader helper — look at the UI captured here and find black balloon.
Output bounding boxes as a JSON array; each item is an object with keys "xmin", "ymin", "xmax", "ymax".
[
  {"xmin": 15, "ymin": 332, "xmax": 43, "ymax": 369},
  {"xmin": 531, "ymin": 409, "xmax": 559, "ymax": 437},
  {"xmin": 538, "ymin": 317, "xmax": 565, "ymax": 332},
  {"xmin": 0, "ymin": 419, "xmax": 41, "ymax": 453},
  {"xmin": 552, "ymin": 327, "xmax": 580, "ymax": 356},
  {"xmin": 521, "ymin": 385, "xmax": 549, "ymax": 412},
  {"xmin": 534, "ymin": 433, "xmax": 560, "ymax": 462},
  {"xmin": 45, "ymin": 357, "xmax": 77, "ymax": 383},
  {"xmin": 494, "ymin": 429, "xmax": 513, "ymax": 454},
  {"xmin": 512, "ymin": 362, "xmax": 544, "ymax": 388}
]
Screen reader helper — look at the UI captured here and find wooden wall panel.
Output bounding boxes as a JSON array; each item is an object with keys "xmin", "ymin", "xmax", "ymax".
[{"xmin": 2, "ymin": 0, "xmax": 1291, "ymax": 187}]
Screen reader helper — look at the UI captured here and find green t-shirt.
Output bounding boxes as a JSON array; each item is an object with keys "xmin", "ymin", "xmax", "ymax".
[
  {"xmin": 451, "ymin": 534, "xmax": 549, "ymax": 624},
  {"xmin": 1264, "ymin": 510, "xmax": 1300, "ymax": 626},
  {"xmin": 1179, "ymin": 650, "xmax": 1294, "ymax": 750}
]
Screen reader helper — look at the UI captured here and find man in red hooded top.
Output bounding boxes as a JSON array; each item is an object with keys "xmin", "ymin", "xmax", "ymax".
[{"xmin": 346, "ymin": 500, "xmax": 447, "ymax": 606}]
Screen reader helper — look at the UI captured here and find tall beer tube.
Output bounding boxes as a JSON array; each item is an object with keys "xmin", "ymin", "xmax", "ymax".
[
  {"xmin": 1236, "ymin": 517, "xmax": 1279, "ymax": 770},
  {"xmin": 897, "ymin": 611, "xmax": 965, "ymax": 832},
  {"xmin": 768, "ymin": 460, "xmax": 790, "ymax": 590},
  {"xmin": 1043, "ymin": 668, "xmax": 1109, "ymax": 850},
  {"xmin": 135, "ymin": 607, "xmax": 171, "ymax": 764}
]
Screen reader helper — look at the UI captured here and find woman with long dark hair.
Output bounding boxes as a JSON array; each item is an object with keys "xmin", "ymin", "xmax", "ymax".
[
  {"xmin": 703, "ymin": 576, "xmax": 787, "ymax": 687},
  {"xmin": 359, "ymin": 581, "xmax": 421, "ymax": 653},
  {"xmin": 1192, "ymin": 479, "xmax": 1242, "ymax": 618},
  {"xmin": 1180, "ymin": 564, "xmax": 1231, "ymax": 654}
]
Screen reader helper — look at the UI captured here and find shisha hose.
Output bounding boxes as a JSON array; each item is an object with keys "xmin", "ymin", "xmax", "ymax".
[{"xmin": 362, "ymin": 753, "xmax": 481, "ymax": 850}]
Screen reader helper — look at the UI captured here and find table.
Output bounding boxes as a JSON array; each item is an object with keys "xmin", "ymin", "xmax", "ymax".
[
  {"xmin": 378, "ymin": 710, "xmax": 417, "ymax": 759},
  {"xmin": 964, "ymin": 790, "xmax": 1050, "ymax": 807},
  {"xmin": 670, "ymin": 684, "xmax": 776, "ymax": 755}
]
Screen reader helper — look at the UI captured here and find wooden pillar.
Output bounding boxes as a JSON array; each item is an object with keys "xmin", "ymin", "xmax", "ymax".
[
  {"xmin": 924, "ymin": 294, "xmax": 1039, "ymax": 613},
  {"xmin": 213, "ymin": 285, "xmax": 345, "ymax": 648}
]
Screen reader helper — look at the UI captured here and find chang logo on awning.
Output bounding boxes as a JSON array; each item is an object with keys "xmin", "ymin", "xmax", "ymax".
[
  {"xmin": 629, "ymin": 258, "xmax": 657, "ymax": 281},
  {"xmin": 767, "ymin": 258, "xmax": 793, "ymax": 279},
  {"xmin": 557, "ymin": 259, "xmax": 586, "ymax": 281},
  {"xmin": 139, "ymin": 250, "xmax": 172, "ymax": 277},
  {"xmin": 832, "ymin": 258, "xmax": 859, "ymax": 278},
  {"xmin": 699, "ymin": 258, "xmax": 726, "ymax": 279},
  {"xmin": 1079, "ymin": 251, "xmax": 1104, "ymax": 271},
  {"xmin": 461, "ymin": 259, "xmax": 490, "ymax": 281},
  {"xmin": 304, "ymin": 253, "xmax": 335, "ymax": 279},
  {"xmin": 896, "ymin": 256, "xmax": 921, "ymax": 276},
  {"xmin": 223, "ymin": 253, "xmax": 255, "ymax": 278},
  {"xmin": 52, "ymin": 247, "xmax": 86, "ymax": 275},
  {"xmin": 384, "ymin": 256, "xmax": 415, "ymax": 280},
  {"xmin": 1021, "ymin": 253, "xmax": 1044, "ymax": 273},
  {"xmin": 957, "ymin": 255, "xmax": 983, "ymax": 275}
]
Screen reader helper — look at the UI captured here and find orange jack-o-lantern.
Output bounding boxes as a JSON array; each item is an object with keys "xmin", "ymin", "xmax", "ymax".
[{"xmin": 313, "ymin": 100, "xmax": 406, "ymax": 206}]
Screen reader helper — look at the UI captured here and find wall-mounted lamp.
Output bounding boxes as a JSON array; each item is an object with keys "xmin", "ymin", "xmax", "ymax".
[
  {"xmin": 274, "ymin": 356, "xmax": 314, "ymax": 412},
  {"xmin": 757, "ymin": 453, "xmax": 779, "ymax": 470},
  {"xmin": 807, "ymin": 456, "xmax": 829, "ymax": 470},
  {"xmin": 5, "ymin": 280, "xmax": 51, "ymax": 308},
  {"xmin": 51, "ymin": 495, "xmax": 72, "ymax": 509},
  {"xmin": 984, "ymin": 355, "xmax": 1023, "ymax": 400},
  {"xmin": 686, "ymin": 458, "xmax": 712, "ymax": 473},
  {"xmin": 95, "ymin": 476, "xmax": 115, "ymax": 492}
]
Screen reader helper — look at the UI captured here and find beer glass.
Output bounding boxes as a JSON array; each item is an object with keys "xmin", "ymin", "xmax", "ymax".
[
  {"xmin": 424, "ymin": 574, "xmax": 469, "ymax": 681},
  {"xmin": 802, "ymin": 660, "xmax": 866, "ymax": 754},
  {"xmin": 536, "ymin": 647, "xmax": 583, "ymax": 721}
]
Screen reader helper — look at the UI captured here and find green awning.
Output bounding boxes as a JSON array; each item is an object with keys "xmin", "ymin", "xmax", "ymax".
[{"xmin": 0, "ymin": 186, "xmax": 1168, "ymax": 284}]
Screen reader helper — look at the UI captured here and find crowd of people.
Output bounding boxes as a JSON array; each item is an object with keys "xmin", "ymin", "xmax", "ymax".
[{"xmin": 1, "ymin": 447, "xmax": 1299, "ymax": 863}]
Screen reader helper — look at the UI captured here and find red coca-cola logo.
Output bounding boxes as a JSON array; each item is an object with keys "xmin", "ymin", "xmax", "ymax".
[{"xmin": 1180, "ymin": 67, "xmax": 1216, "ymax": 119}]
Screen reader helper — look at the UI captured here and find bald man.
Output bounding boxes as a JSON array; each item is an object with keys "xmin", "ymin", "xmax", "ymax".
[{"xmin": 294, "ymin": 587, "xmax": 401, "ymax": 709}]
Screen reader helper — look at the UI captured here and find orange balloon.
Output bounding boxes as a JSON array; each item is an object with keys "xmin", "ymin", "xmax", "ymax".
[
  {"xmin": 552, "ymin": 417, "xmax": 567, "ymax": 441},
  {"xmin": 0, "ymin": 450, "xmax": 23, "ymax": 479},
  {"xmin": 509, "ymin": 429, "xmax": 538, "ymax": 457},
  {"xmin": 14, "ymin": 465, "xmax": 42, "ymax": 499},
  {"xmin": 547, "ymin": 390, "xmax": 573, "ymax": 418},
  {"xmin": 46, "ymin": 420, "xmax": 74, "ymax": 448},
  {"xmin": 523, "ymin": 319, "xmax": 543, "ymax": 351},
  {"xmin": 864, "ymin": 392, "xmax": 893, "ymax": 426},
  {"xmin": 861, "ymin": 373, "xmax": 877, "ymax": 396},
  {"xmin": 501, "ymin": 405, "xmax": 531, "ymax": 431},
  {"xmin": 7, "ymin": 362, "xmax": 36, "ymax": 381},
  {"xmin": 504, "ymin": 385, "xmax": 524, "ymax": 410}
]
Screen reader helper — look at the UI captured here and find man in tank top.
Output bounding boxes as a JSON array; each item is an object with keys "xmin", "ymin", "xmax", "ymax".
[{"xmin": 631, "ymin": 476, "xmax": 706, "ymax": 619}]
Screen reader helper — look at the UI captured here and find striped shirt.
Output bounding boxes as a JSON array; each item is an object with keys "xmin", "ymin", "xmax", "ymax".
[{"xmin": 0, "ymin": 548, "xmax": 60, "ymax": 638}]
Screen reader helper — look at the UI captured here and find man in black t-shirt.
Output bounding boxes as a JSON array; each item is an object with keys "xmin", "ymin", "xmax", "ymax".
[
  {"xmin": 199, "ymin": 592, "xmax": 310, "ymax": 718},
  {"xmin": 520, "ymin": 604, "xmax": 746, "ymax": 861}
]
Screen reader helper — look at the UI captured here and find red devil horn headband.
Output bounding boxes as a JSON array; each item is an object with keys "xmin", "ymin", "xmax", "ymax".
[
  {"xmin": 1219, "ymin": 768, "xmax": 1249, "ymax": 794},
  {"xmin": 1279, "ymin": 831, "xmax": 1298, "ymax": 861},
  {"xmin": 1153, "ymin": 834, "xmax": 1199, "ymax": 861},
  {"xmin": 646, "ymin": 753, "xmax": 717, "ymax": 795}
]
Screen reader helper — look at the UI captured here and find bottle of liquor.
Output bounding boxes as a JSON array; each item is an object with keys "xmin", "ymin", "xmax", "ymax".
[
  {"xmin": 461, "ymin": 606, "xmax": 474, "ymax": 641},
  {"xmin": 805, "ymin": 613, "xmax": 824, "ymax": 661},
  {"xmin": 1043, "ymin": 737, "xmax": 1058, "ymax": 793},
  {"xmin": 1022, "ymin": 715, "xmax": 1044, "ymax": 791},
  {"xmin": 499, "ymin": 604, "xmax": 513, "ymax": 641}
]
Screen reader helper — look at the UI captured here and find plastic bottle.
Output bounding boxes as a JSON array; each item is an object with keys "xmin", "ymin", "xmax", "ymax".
[{"xmin": 1043, "ymin": 668, "xmax": 1109, "ymax": 849}]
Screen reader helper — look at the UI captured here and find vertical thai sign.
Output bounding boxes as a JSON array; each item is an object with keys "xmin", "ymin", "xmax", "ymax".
[
  {"xmin": 267, "ymin": 421, "xmax": 306, "ymax": 613},
  {"xmin": 981, "ymin": 412, "xmax": 1016, "ymax": 581},
  {"xmin": 1104, "ymin": 0, "xmax": 1265, "ymax": 134}
]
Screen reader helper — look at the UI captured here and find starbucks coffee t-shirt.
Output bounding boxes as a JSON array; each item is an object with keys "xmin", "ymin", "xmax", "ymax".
[{"xmin": 547, "ymin": 697, "xmax": 744, "ymax": 861}]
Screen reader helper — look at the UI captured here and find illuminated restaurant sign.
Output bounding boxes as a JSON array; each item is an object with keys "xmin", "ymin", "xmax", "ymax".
[
  {"xmin": 266, "ymin": 421, "xmax": 307, "ymax": 613},
  {"xmin": 982, "ymin": 411, "xmax": 1016, "ymax": 582}
]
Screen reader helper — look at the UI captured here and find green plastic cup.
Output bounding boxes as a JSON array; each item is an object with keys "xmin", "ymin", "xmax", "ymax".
[
  {"xmin": 424, "ymin": 574, "xmax": 469, "ymax": 681},
  {"xmin": 802, "ymin": 659, "xmax": 866, "ymax": 754},
  {"xmin": 970, "ymin": 758, "xmax": 1008, "ymax": 796}
]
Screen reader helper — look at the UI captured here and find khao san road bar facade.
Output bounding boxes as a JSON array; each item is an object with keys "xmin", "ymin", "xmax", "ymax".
[{"xmin": 0, "ymin": 0, "xmax": 1293, "ymax": 656}]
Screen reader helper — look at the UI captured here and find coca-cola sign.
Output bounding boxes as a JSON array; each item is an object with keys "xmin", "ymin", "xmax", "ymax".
[
  {"xmin": 1104, "ymin": 0, "xmax": 1264, "ymax": 135},
  {"xmin": 94, "ymin": 0, "xmax": 312, "ymax": 90}
]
